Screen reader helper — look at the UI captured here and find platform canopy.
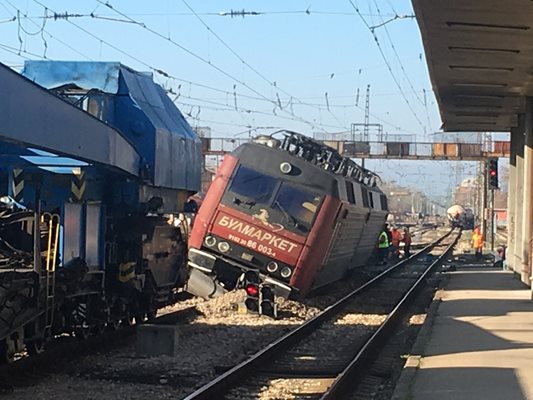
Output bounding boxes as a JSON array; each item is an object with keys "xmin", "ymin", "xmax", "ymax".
[{"xmin": 412, "ymin": 0, "xmax": 533, "ymax": 132}]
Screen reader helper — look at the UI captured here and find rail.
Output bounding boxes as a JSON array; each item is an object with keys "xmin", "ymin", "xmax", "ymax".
[
  {"xmin": 183, "ymin": 228, "xmax": 459, "ymax": 400},
  {"xmin": 321, "ymin": 230, "xmax": 460, "ymax": 398}
]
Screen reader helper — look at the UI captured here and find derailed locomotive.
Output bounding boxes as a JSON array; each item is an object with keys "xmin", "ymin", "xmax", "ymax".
[
  {"xmin": 0, "ymin": 61, "xmax": 201, "ymax": 362},
  {"xmin": 186, "ymin": 132, "xmax": 388, "ymax": 316}
]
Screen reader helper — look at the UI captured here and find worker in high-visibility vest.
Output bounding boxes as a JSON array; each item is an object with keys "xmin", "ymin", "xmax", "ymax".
[
  {"xmin": 378, "ymin": 226, "xmax": 390, "ymax": 265},
  {"xmin": 391, "ymin": 227, "xmax": 402, "ymax": 260},
  {"xmin": 402, "ymin": 227, "xmax": 412, "ymax": 258},
  {"xmin": 472, "ymin": 226, "xmax": 484, "ymax": 260}
]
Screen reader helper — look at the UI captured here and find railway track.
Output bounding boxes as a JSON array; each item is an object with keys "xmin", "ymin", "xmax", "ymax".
[
  {"xmin": 184, "ymin": 229, "xmax": 460, "ymax": 400},
  {"xmin": 0, "ymin": 305, "xmax": 199, "ymax": 394}
]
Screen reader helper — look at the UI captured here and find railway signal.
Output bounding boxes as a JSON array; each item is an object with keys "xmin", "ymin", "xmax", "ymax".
[
  {"xmin": 243, "ymin": 270, "xmax": 260, "ymax": 312},
  {"xmin": 244, "ymin": 283, "xmax": 259, "ymax": 312},
  {"xmin": 259, "ymin": 285, "xmax": 277, "ymax": 318},
  {"xmin": 487, "ymin": 158, "xmax": 498, "ymax": 190}
]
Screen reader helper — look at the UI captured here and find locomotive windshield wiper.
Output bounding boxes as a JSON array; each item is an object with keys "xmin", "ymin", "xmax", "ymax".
[
  {"xmin": 233, "ymin": 197, "xmax": 256, "ymax": 208},
  {"xmin": 274, "ymin": 200, "xmax": 299, "ymax": 229}
]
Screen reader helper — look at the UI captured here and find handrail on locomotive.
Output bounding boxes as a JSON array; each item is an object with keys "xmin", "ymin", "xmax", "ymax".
[{"xmin": 275, "ymin": 130, "xmax": 382, "ymax": 188}]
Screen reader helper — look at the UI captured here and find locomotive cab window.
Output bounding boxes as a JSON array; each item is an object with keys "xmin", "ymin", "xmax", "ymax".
[
  {"xmin": 368, "ymin": 191, "xmax": 374, "ymax": 208},
  {"xmin": 345, "ymin": 181, "xmax": 356, "ymax": 204},
  {"xmin": 380, "ymin": 195, "xmax": 388, "ymax": 211},
  {"xmin": 229, "ymin": 166, "xmax": 278, "ymax": 205},
  {"xmin": 272, "ymin": 184, "xmax": 321, "ymax": 233},
  {"xmin": 361, "ymin": 187, "xmax": 370, "ymax": 208}
]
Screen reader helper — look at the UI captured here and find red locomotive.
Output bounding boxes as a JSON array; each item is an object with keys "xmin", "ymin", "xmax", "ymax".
[{"xmin": 186, "ymin": 131, "xmax": 388, "ymax": 316}]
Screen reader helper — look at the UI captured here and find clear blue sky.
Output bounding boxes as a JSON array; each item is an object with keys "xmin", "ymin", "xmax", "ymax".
[{"xmin": 0, "ymin": 0, "xmax": 485, "ymax": 201}]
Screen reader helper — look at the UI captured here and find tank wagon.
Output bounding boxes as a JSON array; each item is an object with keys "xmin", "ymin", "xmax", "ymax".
[
  {"xmin": 447, "ymin": 204, "xmax": 475, "ymax": 230},
  {"xmin": 0, "ymin": 61, "xmax": 201, "ymax": 361},
  {"xmin": 186, "ymin": 131, "xmax": 388, "ymax": 316}
]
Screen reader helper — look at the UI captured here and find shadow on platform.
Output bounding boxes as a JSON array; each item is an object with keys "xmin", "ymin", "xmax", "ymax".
[{"xmin": 411, "ymin": 367, "xmax": 527, "ymax": 400}]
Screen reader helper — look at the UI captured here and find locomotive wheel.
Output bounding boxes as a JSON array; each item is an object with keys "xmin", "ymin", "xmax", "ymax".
[
  {"xmin": 91, "ymin": 323, "xmax": 106, "ymax": 336},
  {"xmin": 25, "ymin": 320, "xmax": 46, "ymax": 356},
  {"xmin": 26, "ymin": 338, "xmax": 45, "ymax": 356},
  {"xmin": 135, "ymin": 313, "xmax": 148, "ymax": 324},
  {"xmin": 108, "ymin": 319, "xmax": 121, "ymax": 331},
  {"xmin": 0, "ymin": 338, "xmax": 15, "ymax": 364},
  {"xmin": 147, "ymin": 310, "xmax": 157, "ymax": 322},
  {"xmin": 74, "ymin": 324, "xmax": 91, "ymax": 340},
  {"xmin": 121, "ymin": 313, "xmax": 135, "ymax": 327}
]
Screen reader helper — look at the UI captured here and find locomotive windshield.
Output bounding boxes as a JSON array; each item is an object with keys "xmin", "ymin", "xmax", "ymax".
[
  {"xmin": 227, "ymin": 165, "xmax": 321, "ymax": 234},
  {"xmin": 229, "ymin": 166, "xmax": 278, "ymax": 204}
]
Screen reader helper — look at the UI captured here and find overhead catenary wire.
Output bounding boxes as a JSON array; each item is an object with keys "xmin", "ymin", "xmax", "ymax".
[
  {"xmin": 179, "ymin": 0, "xmax": 348, "ymax": 130},
  {"xmin": 4, "ymin": 0, "xmax": 411, "ymax": 136},
  {"xmin": 94, "ymin": 0, "xmax": 326, "ymax": 133},
  {"xmin": 347, "ymin": 0, "xmax": 426, "ymax": 134},
  {"xmin": 174, "ymin": 96, "xmax": 348, "ymax": 131},
  {"xmin": 4, "ymin": 0, "xmax": 319, "ymax": 133},
  {"xmin": 0, "ymin": 42, "xmax": 46, "ymax": 59},
  {"xmin": 11, "ymin": 9, "xmax": 399, "ymax": 18},
  {"xmin": 1, "ymin": 0, "xmax": 93, "ymax": 60},
  {"xmin": 371, "ymin": 0, "xmax": 433, "ymax": 133},
  {"xmin": 24, "ymin": 0, "xmax": 334, "ymax": 132},
  {"xmin": 371, "ymin": 0, "xmax": 424, "ymax": 107},
  {"xmin": 2, "ymin": 0, "xmax": 421, "ymax": 137}
]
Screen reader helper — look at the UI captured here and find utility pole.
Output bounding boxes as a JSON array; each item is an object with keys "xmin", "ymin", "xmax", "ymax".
[
  {"xmin": 364, "ymin": 84, "xmax": 370, "ymax": 142},
  {"xmin": 481, "ymin": 161, "xmax": 488, "ymax": 245},
  {"xmin": 490, "ymin": 189, "xmax": 495, "ymax": 251},
  {"xmin": 362, "ymin": 84, "xmax": 370, "ymax": 168}
]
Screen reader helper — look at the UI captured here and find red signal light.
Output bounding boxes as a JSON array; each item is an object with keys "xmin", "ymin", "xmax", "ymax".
[
  {"xmin": 245, "ymin": 283, "xmax": 259, "ymax": 297},
  {"xmin": 487, "ymin": 158, "xmax": 499, "ymax": 190}
]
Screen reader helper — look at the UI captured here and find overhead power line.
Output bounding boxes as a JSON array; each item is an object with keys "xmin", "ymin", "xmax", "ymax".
[
  {"xmin": 180, "ymin": 0, "xmax": 347, "ymax": 126},
  {"xmin": 1, "ymin": 0, "xmax": 419, "ymax": 136},
  {"xmin": 347, "ymin": 0, "xmax": 426, "ymax": 134},
  {"xmin": 95, "ymin": 0, "xmax": 327, "ymax": 132},
  {"xmin": 25, "ymin": 0, "xmax": 323, "ymax": 131}
]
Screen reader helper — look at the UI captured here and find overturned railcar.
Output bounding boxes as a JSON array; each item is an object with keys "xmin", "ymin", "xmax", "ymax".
[{"xmin": 187, "ymin": 131, "xmax": 388, "ymax": 315}]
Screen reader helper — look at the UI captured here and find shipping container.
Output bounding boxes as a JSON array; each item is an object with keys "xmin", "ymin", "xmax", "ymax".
[
  {"xmin": 459, "ymin": 143, "xmax": 482, "ymax": 157},
  {"xmin": 385, "ymin": 142, "xmax": 410, "ymax": 156}
]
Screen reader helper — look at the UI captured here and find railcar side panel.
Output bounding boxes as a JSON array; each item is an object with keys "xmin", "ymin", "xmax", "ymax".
[
  {"xmin": 290, "ymin": 195, "xmax": 341, "ymax": 296},
  {"xmin": 351, "ymin": 209, "xmax": 388, "ymax": 266},
  {"xmin": 312, "ymin": 204, "xmax": 368, "ymax": 288}
]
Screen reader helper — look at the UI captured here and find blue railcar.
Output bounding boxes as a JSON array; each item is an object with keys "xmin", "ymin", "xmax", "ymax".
[{"xmin": 0, "ymin": 61, "xmax": 200, "ymax": 361}]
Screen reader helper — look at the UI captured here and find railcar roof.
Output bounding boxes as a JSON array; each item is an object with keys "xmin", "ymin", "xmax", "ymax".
[{"xmin": 232, "ymin": 142, "xmax": 384, "ymax": 195}]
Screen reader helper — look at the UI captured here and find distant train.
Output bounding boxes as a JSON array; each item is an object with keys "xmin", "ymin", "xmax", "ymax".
[
  {"xmin": 447, "ymin": 205, "xmax": 475, "ymax": 230},
  {"xmin": 186, "ymin": 131, "xmax": 388, "ymax": 316}
]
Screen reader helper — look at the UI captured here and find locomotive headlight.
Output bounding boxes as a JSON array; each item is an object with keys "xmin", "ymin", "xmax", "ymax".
[
  {"xmin": 280, "ymin": 162, "xmax": 292, "ymax": 174},
  {"xmin": 266, "ymin": 261, "xmax": 279, "ymax": 273},
  {"xmin": 217, "ymin": 241, "xmax": 231, "ymax": 253},
  {"xmin": 280, "ymin": 266, "xmax": 292, "ymax": 278},
  {"xmin": 204, "ymin": 235, "xmax": 217, "ymax": 247}
]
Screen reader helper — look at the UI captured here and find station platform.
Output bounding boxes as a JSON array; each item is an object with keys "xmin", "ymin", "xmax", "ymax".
[{"xmin": 393, "ymin": 255, "xmax": 533, "ymax": 400}]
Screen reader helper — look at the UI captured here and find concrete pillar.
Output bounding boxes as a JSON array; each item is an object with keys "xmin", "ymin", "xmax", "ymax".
[
  {"xmin": 514, "ymin": 116, "xmax": 525, "ymax": 277},
  {"xmin": 507, "ymin": 125, "xmax": 519, "ymax": 271},
  {"xmin": 521, "ymin": 98, "xmax": 533, "ymax": 285}
]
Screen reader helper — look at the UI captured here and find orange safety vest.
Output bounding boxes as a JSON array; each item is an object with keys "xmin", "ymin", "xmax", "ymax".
[
  {"xmin": 391, "ymin": 230, "xmax": 402, "ymax": 246},
  {"xmin": 472, "ymin": 232, "xmax": 483, "ymax": 248}
]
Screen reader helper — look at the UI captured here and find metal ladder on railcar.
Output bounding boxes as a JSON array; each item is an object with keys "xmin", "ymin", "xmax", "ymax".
[{"xmin": 41, "ymin": 213, "xmax": 60, "ymax": 332}]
